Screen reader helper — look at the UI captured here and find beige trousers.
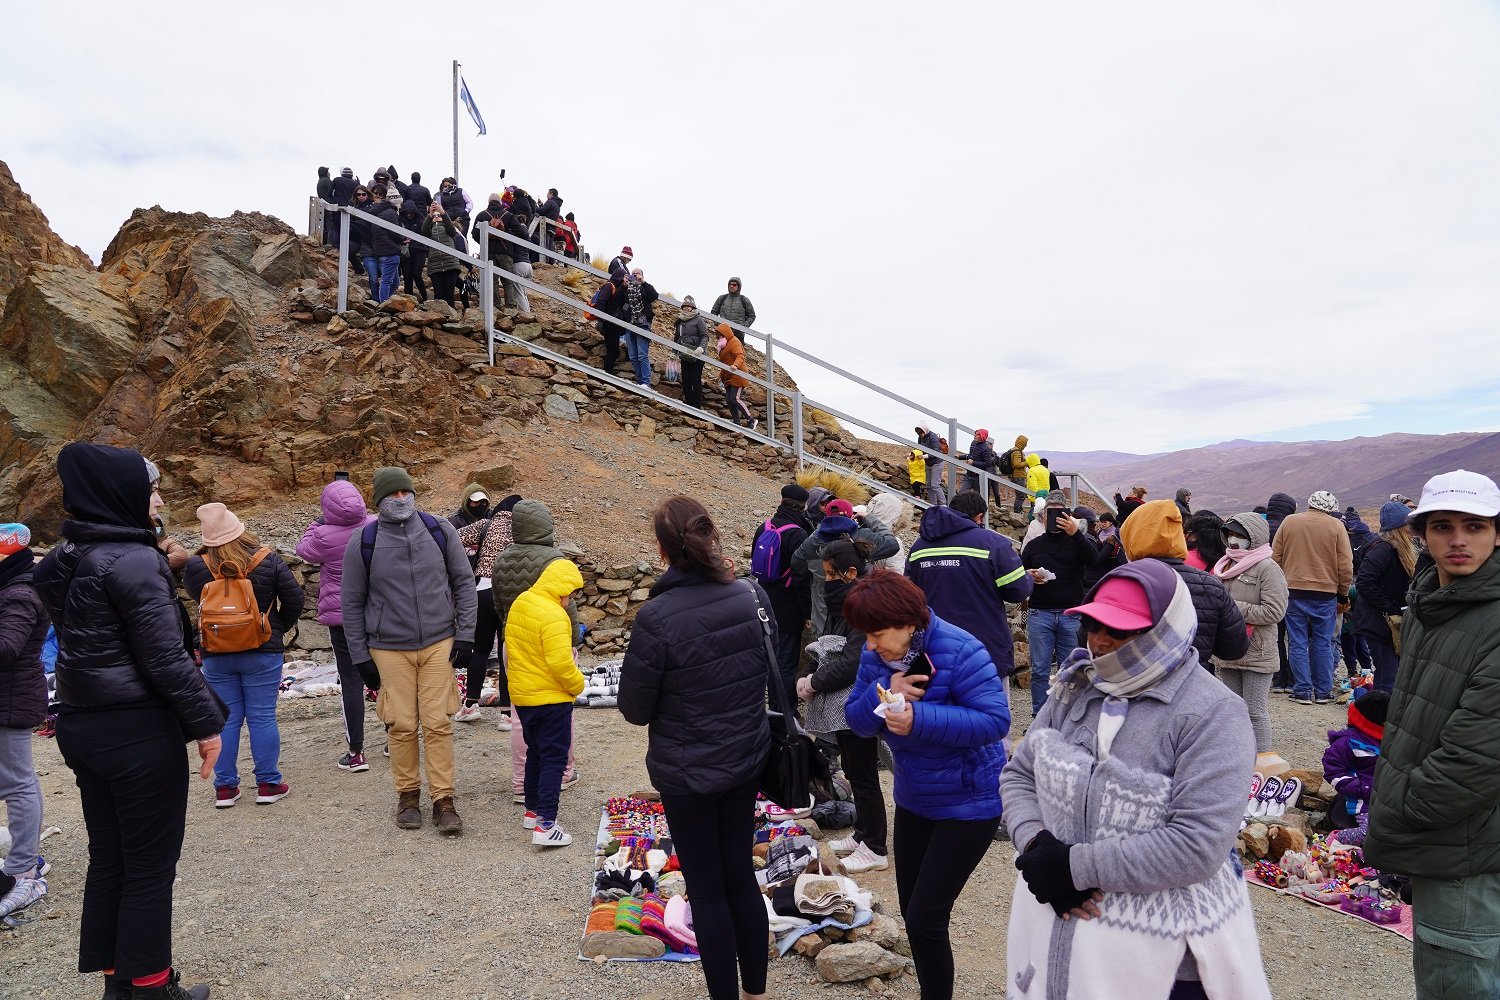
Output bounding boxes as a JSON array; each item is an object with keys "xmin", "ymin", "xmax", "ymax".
[{"xmin": 373, "ymin": 640, "xmax": 459, "ymax": 800}]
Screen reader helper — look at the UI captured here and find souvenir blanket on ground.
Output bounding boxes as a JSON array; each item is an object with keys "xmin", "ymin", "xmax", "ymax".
[
  {"xmin": 1244, "ymin": 836, "xmax": 1414, "ymax": 941},
  {"xmin": 574, "ymin": 661, "xmax": 623, "ymax": 708},
  {"xmin": 277, "ymin": 660, "xmax": 341, "ymax": 698}
]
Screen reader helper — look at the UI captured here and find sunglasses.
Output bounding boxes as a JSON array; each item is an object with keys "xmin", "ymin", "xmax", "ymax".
[
  {"xmin": 1077, "ymin": 615, "xmax": 1147, "ymax": 641},
  {"xmin": 355, "ymin": 192, "xmax": 370, "ymax": 198}
]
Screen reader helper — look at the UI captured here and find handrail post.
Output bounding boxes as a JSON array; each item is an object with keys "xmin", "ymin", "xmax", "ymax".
[
  {"xmin": 764, "ymin": 335, "xmax": 776, "ymax": 439},
  {"xmin": 792, "ymin": 390, "xmax": 804, "ymax": 471},
  {"xmin": 946, "ymin": 416, "xmax": 959, "ymax": 501},
  {"xmin": 484, "ymin": 259, "xmax": 496, "ymax": 366},
  {"xmin": 336, "ymin": 208, "xmax": 349, "ymax": 312},
  {"xmin": 480, "ymin": 225, "xmax": 494, "ymax": 326}
]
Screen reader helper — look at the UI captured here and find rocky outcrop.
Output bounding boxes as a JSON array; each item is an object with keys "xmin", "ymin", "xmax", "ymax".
[{"xmin": 0, "ymin": 161, "xmax": 91, "ymax": 314}]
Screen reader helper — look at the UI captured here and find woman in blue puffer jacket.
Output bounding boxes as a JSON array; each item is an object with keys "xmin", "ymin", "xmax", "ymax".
[{"xmin": 844, "ymin": 569, "xmax": 1009, "ymax": 1000}]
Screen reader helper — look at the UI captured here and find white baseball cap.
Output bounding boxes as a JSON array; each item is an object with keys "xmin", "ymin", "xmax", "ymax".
[
  {"xmin": 1410, "ymin": 469, "xmax": 1500, "ymax": 522},
  {"xmin": 468, "ymin": 490, "xmax": 488, "ymax": 502}
]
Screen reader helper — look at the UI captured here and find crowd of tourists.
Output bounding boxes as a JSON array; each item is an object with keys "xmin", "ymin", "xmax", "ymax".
[{"xmin": 3, "ymin": 440, "xmax": 1499, "ymax": 999}]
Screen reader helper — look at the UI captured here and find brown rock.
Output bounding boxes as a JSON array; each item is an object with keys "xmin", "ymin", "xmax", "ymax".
[
  {"xmin": 793, "ymin": 933, "xmax": 828, "ymax": 958},
  {"xmin": 502, "ymin": 356, "xmax": 552, "ymax": 378},
  {"xmin": 380, "ymin": 293, "xmax": 419, "ymax": 313},
  {"xmin": 815, "ymin": 942, "xmax": 909, "ymax": 984},
  {"xmin": 466, "ymin": 465, "xmax": 516, "ymax": 494},
  {"xmin": 1267, "ymin": 825, "xmax": 1307, "ymax": 861},
  {"xmin": 1240, "ymin": 822, "xmax": 1270, "ymax": 860},
  {"xmin": 848, "ymin": 913, "xmax": 901, "ymax": 950}
]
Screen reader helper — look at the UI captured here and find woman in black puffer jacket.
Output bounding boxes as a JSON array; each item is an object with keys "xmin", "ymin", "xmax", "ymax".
[
  {"xmin": 33, "ymin": 443, "xmax": 223, "ymax": 1000},
  {"xmin": 619, "ymin": 496, "xmax": 771, "ymax": 1000}
]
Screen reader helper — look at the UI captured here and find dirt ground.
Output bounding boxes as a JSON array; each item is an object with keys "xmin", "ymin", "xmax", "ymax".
[{"xmin": 1, "ymin": 670, "xmax": 1415, "ymax": 1000}]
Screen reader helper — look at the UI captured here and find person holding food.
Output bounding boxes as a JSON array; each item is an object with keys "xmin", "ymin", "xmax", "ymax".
[{"xmin": 843, "ymin": 569, "xmax": 1010, "ymax": 1000}]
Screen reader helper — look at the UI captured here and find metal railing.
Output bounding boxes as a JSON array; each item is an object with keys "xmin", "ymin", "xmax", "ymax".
[{"xmin": 308, "ymin": 198, "xmax": 1111, "ymax": 527}]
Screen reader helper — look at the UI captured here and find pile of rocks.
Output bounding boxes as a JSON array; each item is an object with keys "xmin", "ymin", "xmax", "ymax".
[
  {"xmin": 571, "ymin": 559, "xmax": 656, "ymax": 655},
  {"xmin": 1237, "ymin": 767, "xmax": 1336, "ymax": 861}
]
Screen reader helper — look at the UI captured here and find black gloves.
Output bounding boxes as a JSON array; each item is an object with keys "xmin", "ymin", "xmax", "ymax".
[
  {"xmin": 449, "ymin": 640, "xmax": 476, "ymax": 666},
  {"xmin": 1015, "ymin": 829, "xmax": 1097, "ymax": 916}
]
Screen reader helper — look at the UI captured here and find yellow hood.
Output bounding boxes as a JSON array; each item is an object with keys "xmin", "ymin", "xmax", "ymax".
[{"xmin": 531, "ymin": 558, "xmax": 584, "ymax": 601}]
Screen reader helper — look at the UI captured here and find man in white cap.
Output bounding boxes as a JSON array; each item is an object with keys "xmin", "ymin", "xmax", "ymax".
[
  {"xmin": 1366, "ymin": 469, "xmax": 1500, "ymax": 998},
  {"xmin": 1271, "ymin": 489, "xmax": 1353, "ymax": 704}
]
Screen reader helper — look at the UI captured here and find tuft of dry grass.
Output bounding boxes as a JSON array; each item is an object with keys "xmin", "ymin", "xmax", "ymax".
[
  {"xmin": 560, "ymin": 268, "xmax": 590, "ymax": 290},
  {"xmin": 795, "ymin": 468, "xmax": 871, "ymax": 505},
  {"xmin": 807, "ymin": 407, "xmax": 844, "ymax": 434}
]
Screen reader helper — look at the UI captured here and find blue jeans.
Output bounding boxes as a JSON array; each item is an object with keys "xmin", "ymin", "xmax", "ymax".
[
  {"xmin": 1285, "ymin": 595, "xmax": 1337, "ymax": 699},
  {"xmin": 362, "ymin": 254, "xmax": 400, "ymax": 302},
  {"xmin": 1027, "ymin": 608, "xmax": 1079, "ymax": 714},
  {"xmin": 625, "ymin": 327, "xmax": 652, "ymax": 385},
  {"xmin": 202, "ymin": 651, "xmax": 284, "ymax": 789}
]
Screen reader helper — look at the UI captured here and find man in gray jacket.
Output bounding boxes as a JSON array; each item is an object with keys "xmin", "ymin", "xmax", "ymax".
[
  {"xmin": 342, "ymin": 467, "xmax": 476, "ymax": 835},
  {"xmin": 712, "ymin": 277, "xmax": 756, "ymax": 343}
]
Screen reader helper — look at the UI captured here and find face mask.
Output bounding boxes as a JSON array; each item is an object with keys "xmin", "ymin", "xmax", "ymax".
[
  {"xmin": 469, "ymin": 501, "xmax": 490, "ymax": 519},
  {"xmin": 379, "ymin": 494, "xmax": 416, "ymax": 523},
  {"xmin": 717, "ymin": 337, "xmax": 728, "ymax": 352},
  {"xmin": 1225, "ymin": 535, "xmax": 1251, "ymax": 550}
]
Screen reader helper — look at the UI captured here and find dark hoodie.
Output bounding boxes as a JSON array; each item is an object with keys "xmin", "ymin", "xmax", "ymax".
[
  {"xmin": 32, "ymin": 443, "xmax": 225, "ymax": 740},
  {"xmin": 1266, "ymin": 493, "xmax": 1297, "ymax": 543},
  {"xmin": 792, "ymin": 513, "xmax": 899, "ymax": 635},
  {"xmin": 905, "ymin": 505, "xmax": 1032, "ymax": 676},
  {"xmin": 490, "ymin": 500, "xmax": 579, "ymax": 642}
]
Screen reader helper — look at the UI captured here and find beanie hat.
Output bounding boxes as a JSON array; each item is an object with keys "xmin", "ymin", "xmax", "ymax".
[
  {"xmin": 1045, "ymin": 489, "xmax": 1068, "ymax": 505},
  {"xmin": 681, "ymin": 295, "xmax": 696, "ymax": 309},
  {"xmin": 142, "ymin": 457, "xmax": 162, "ymax": 486},
  {"xmin": 1379, "ymin": 501, "xmax": 1411, "ymax": 533},
  {"xmin": 0, "ymin": 523, "xmax": 31, "ymax": 557},
  {"xmin": 341, "ymin": 167, "xmax": 353, "ymax": 177},
  {"xmin": 974, "ymin": 428, "xmax": 989, "ymax": 442},
  {"xmin": 1308, "ymin": 490, "xmax": 1339, "ymax": 513},
  {"xmin": 1349, "ymin": 690, "xmax": 1389, "ymax": 740},
  {"xmin": 372, "ymin": 467, "xmax": 416, "ymax": 505},
  {"xmin": 780, "ymin": 484, "xmax": 809, "ymax": 502},
  {"xmin": 620, "ymin": 245, "xmax": 634, "ymax": 257},
  {"xmin": 195, "ymin": 503, "xmax": 246, "ymax": 547}
]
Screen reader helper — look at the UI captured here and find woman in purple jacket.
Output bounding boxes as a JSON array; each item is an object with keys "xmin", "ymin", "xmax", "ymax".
[{"xmin": 295, "ymin": 478, "xmax": 376, "ymax": 772}]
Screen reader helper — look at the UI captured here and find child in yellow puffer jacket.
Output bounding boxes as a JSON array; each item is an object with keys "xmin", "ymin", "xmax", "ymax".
[
  {"xmin": 907, "ymin": 449, "xmax": 927, "ymax": 498},
  {"xmin": 505, "ymin": 558, "xmax": 586, "ymax": 847},
  {"xmin": 1025, "ymin": 453, "xmax": 1050, "ymax": 495}
]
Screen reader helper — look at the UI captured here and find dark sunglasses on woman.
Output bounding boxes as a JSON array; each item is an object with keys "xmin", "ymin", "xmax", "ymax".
[{"xmin": 1077, "ymin": 615, "xmax": 1147, "ymax": 641}]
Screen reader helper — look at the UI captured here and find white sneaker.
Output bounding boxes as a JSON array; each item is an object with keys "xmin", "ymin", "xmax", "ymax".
[
  {"xmin": 512, "ymin": 791, "xmax": 527, "ymax": 805},
  {"xmin": 495, "ymin": 711, "xmax": 513, "ymax": 732},
  {"xmin": 840, "ymin": 843, "xmax": 889, "ymax": 874},
  {"xmin": 522, "ymin": 811, "xmax": 538, "ymax": 830},
  {"xmin": 453, "ymin": 704, "xmax": 483, "ymax": 723},
  {"xmin": 0, "ymin": 876, "xmax": 47, "ymax": 918},
  {"xmin": 828, "ymin": 835, "xmax": 860, "ymax": 856},
  {"xmin": 532, "ymin": 822, "xmax": 572, "ymax": 848}
]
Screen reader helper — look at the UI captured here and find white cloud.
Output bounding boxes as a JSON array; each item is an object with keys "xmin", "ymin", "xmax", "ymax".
[{"xmin": 3, "ymin": 0, "xmax": 1499, "ymax": 455}]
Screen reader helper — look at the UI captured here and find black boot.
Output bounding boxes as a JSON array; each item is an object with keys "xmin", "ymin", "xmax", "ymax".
[
  {"xmin": 101, "ymin": 975, "xmax": 130, "ymax": 1000},
  {"xmin": 130, "ymin": 969, "xmax": 209, "ymax": 1000}
]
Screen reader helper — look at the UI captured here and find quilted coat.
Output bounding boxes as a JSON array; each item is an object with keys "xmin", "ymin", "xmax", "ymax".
[
  {"xmin": 505, "ymin": 560, "xmax": 586, "ymax": 707},
  {"xmin": 294, "ymin": 479, "xmax": 373, "ymax": 626}
]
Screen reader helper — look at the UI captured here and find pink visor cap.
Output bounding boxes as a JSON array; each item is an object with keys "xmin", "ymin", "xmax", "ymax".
[{"xmin": 1066, "ymin": 577, "xmax": 1153, "ymax": 632}]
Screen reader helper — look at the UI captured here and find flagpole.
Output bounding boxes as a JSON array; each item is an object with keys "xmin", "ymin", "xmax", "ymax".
[{"xmin": 452, "ymin": 60, "xmax": 460, "ymax": 181}]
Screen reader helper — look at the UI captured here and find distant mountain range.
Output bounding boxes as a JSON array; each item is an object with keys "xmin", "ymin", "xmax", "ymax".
[{"xmin": 1043, "ymin": 432, "xmax": 1500, "ymax": 513}]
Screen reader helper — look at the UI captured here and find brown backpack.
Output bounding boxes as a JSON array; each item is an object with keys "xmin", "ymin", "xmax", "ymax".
[{"xmin": 199, "ymin": 547, "xmax": 274, "ymax": 654}]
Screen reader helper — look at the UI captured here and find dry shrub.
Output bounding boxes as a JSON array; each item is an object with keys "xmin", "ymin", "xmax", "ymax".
[
  {"xmin": 795, "ymin": 468, "xmax": 871, "ymax": 505},
  {"xmin": 560, "ymin": 268, "xmax": 590, "ymax": 290},
  {"xmin": 808, "ymin": 407, "xmax": 844, "ymax": 433}
]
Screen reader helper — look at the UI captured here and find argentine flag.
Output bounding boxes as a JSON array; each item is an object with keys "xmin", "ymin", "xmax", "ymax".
[{"xmin": 460, "ymin": 77, "xmax": 486, "ymax": 136}]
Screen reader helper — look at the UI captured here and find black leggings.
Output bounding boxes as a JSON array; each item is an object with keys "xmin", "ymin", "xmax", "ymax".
[
  {"xmin": 56, "ymin": 706, "xmax": 188, "ymax": 980},
  {"xmin": 401, "ymin": 250, "xmax": 428, "ymax": 299},
  {"xmin": 681, "ymin": 357, "xmax": 705, "ymax": 409},
  {"xmin": 600, "ymin": 319, "xmax": 622, "ymax": 373},
  {"xmin": 429, "ymin": 269, "xmax": 460, "ymax": 307},
  {"xmin": 836, "ymin": 731, "xmax": 887, "ymax": 855},
  {"xmin": 659, "ymin": 775, "xmax": 769, "ymax": 1000},
  {"xmin": 893, "ymin": 805, "xmax": 1000, "ymax": 1000},
  {"xmin": 330, "ymin": 625, "xmax": 380, "ymax": 753},
  {"xmin": 465, "ymin": 596, "xmax": 506, "ymax": 706}
]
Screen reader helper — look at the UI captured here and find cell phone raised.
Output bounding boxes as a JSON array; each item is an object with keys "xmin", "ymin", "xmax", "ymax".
[
  {"xmin": 1046, "ymin": 507, "xmax": 1063, "ymax": 533},
  {"xmin": 334, "ymin": 470, "xmax": 351, "ymax": 482}
]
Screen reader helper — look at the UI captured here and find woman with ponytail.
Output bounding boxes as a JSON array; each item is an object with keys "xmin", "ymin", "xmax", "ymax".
[
  {"xmin": 1352, "ymin": 502, "xmax": 1420, "ymax": 692},
  {"xmin": 619, "ymin": 496, "xmax": 771, "ymax": 1000},
  {"xmin": 796, "ymin": 536, "xmax": 889, "ymax": 875}
]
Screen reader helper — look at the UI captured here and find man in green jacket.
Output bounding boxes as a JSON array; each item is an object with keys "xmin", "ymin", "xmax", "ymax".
[{"xmin": 1366, "ymin": 469, "xmax": 1500, "ymax": 998}]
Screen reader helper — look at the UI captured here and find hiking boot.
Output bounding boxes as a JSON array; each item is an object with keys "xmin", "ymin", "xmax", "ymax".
[
  {"xmin": 993, "ymin": 817, "xmax": 1012, "ymax": 843},
  {"xmin": 338, "ymin": 751, "xmax": 369, "ymax": 772},
  {"xmin": 214, "ymin": 786, "xmax": 240, "ymax": 809},
  {"xmin": 433, "ymin": 796, "xmax": 463, "ymax": 837},
  {"xmin": 396, "ymin": 790, "xmax": 422, "ymax": 829},
  {"xmin": 101, "ymin": 974, "xmax": 131, "ymax": 1000},
  {"xmin": 129, "ymin": 968, "xmax": 209, "ymax": 999}
]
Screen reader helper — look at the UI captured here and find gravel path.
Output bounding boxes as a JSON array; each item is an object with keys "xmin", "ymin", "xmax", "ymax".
[{"xmin": 3, "ymin": 677, "xmax": 1413, "ymax": 998}]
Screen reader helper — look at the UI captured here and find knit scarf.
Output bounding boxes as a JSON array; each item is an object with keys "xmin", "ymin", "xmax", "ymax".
[
  {"xmin": 1048, "ymin": 575, "xmax": 1196, "ymax": 760},
  {"xmin": 1212, "ymin": 543, "xmax": 1274, "ymax": 581}
]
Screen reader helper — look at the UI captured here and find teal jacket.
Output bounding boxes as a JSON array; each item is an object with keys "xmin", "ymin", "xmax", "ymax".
[{"xmin": 1366, "ymin": 552, "xmax": 1500, "ymax": 878}]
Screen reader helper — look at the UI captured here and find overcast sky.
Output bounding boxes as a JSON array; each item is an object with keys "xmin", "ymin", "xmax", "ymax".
[{"xmin": 4, "ymin": 1, "xmax": 1499, "ymax": 455}]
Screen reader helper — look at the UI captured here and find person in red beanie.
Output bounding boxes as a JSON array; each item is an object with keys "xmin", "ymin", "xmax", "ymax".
[{"xmin": 1322, "ymin": 691, "xmax": 1387, "ymax": 847}]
